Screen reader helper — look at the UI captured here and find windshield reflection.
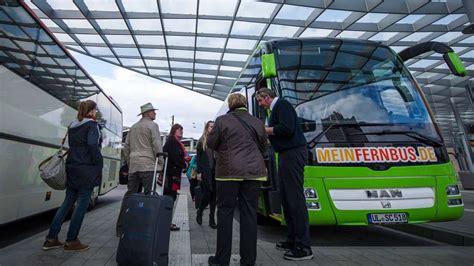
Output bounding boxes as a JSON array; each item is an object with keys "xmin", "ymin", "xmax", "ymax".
[{"xmin": 296, "ymin": 78, "xmax": 439, "ymax": 144}]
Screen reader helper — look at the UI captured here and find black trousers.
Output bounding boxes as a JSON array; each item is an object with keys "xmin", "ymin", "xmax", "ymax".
[
  {"xmin": 279, "ymin": 145, "xmax": 311, "ymax": 248},
  {"xmin": 198, "ymin": 180, "xmax": 216, "ymax": 219},
  {"xmin": 189, "ymin": 178, "xmax": 199, "ymax": 198},
  {"xmin": 215, "ymin": 180, "xmax": 260, "ymax": 265}
]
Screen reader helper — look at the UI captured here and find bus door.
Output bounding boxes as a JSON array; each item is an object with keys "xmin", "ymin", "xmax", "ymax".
[{"xmin": 249, "ymin": 77, "xmax": 282, "ymax": 215}]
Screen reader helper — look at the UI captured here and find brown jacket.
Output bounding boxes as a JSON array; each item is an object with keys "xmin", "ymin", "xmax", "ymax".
[{"xmin": 207, "ymin": 108, "xmax": 267, "ymax": 180}]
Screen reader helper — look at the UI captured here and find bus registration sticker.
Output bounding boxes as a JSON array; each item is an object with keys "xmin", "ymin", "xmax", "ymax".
[
  {"xmin": 368, "ymin": 213, "xmax": 408, "ymax": 224},
  {"xmin": 316, "ymin": 147, "xmax": 437, "ymax": 164}
]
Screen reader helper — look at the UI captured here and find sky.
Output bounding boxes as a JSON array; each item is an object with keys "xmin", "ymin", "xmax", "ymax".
[{"xmin": 71, "ymin": 51, "xmax": 223, "ymax": 139}]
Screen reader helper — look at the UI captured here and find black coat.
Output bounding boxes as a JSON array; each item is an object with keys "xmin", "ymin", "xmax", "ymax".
[
  {"xmin": 66, "ymin": 120, "xmax": 103, "ymax": 190},
  {"xmin": 196, "ymin": 140, "xmax": 215, "ymax": 191},
  {"xmin": 268, "ymin": 99, "xmax": 306, "ymax": 152},
  {"xmin": 163, "ymin": 136, "xmax": 186, "ymax": 178}
]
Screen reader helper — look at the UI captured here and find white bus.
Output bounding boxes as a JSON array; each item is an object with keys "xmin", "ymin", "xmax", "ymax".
[{"xmin": 0, "ymin": 2, "xmax": 123, "ymax": 225}]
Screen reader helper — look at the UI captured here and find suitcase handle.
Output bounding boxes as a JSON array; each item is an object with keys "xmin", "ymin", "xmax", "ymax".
[{"xmin": 153, "ymin": 152, "xmax": 168, "ymax": 194}]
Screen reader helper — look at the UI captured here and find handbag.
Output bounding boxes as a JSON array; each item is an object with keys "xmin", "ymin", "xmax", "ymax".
[
  {"xmin": 119, "ymin": 162, "xmax": 129, "ymax": 185},
  {"xmin": 38, "ymin": 128, "xmax": 69, "ymax": 190}
]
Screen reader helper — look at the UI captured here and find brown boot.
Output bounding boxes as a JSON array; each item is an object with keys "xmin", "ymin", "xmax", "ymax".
[
  {"xmin": 42, "ymin": 238, "xmax": 64, "ymax": 250},
  {"xmin": 64, "ymin": 239, "xmax": 89, "ymax": 252}
]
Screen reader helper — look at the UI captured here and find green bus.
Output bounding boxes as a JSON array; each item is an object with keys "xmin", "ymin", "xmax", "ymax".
[{"xmin": 229, "ymin": 38, "xmax": 465, "ymax": 225}]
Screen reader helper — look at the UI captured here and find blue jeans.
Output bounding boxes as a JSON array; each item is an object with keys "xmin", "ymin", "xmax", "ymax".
[{"xmin": 47, "ymin": 187, "xmax": 93, "ymax": 241}]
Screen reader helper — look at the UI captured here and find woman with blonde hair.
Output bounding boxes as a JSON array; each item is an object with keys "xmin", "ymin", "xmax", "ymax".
[
  {"xmin": 43, "ymin": 100, "xmax": 103, "ymax": 252},
  {"xmin": 195, "ymin": 120, "xmax": 216, "ymax": 229}
]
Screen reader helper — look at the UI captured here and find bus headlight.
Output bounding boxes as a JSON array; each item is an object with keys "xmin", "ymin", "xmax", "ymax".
[
  {"xmin": 304, "ymin": 188, "xmax": 317, "ymax": 199},
  {"xmin": 446, "ymin": 185, "xmax": 460, "ymax": 196},
  {"xmin": 306, "ymin": 202, "xmax": 320, "ymax": 210},
  {"xmin": 447, "ymin": 198, "xmax": 463, "ymax": 206}
]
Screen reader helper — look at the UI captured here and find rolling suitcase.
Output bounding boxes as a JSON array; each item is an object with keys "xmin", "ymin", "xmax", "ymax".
[{"xmin": 116, "ymin": 152, "xmax": 174, "ymax": 266}]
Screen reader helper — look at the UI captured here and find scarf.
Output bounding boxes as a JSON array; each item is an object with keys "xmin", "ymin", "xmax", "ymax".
[{"xmin": 175, "ymin": 135, "xmax": 186, "ymax": 155}]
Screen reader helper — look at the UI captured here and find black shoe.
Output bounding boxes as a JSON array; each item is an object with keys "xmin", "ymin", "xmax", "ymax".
[
  {"xmin": 209, "ymin": 217, "xmax": 217, "ymax": 229},
  {"xmin": 196, "ymin": 210, "xmax": 203, "ymax": 225},
  {"xmin": 170, "ymin": 223, "xmax": 180, "ymax": 231},
  {"xmin": 283, "ymin": 246, "xmax": 313, "ymax": 261},
  {"xmin": 276, "ymin": 240, "xmax": 294, "ymax": 251},
  {"xmin": 208, "ymin": 256, "xmax": 219, "ymax": 266}
]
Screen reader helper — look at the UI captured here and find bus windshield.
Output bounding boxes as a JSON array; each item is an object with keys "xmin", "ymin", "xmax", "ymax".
[{"xmin": 273, "ymin": 39, "xmax": 442, "ymax": 145}]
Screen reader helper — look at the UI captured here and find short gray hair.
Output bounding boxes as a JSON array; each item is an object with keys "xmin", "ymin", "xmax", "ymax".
[
  {"xmin": 256, "ymin": 87, "xmax": 276, "ymax": 99},
  {"xmin": 227, "ymin": 93, "xmax": 247, "ymax": 110}
]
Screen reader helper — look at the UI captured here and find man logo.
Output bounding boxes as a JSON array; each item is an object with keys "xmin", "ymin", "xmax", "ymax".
[
  {"xmin": 366, "ymin": 189, "xmax": 403, "ymax": 198},
  {"xmin": 381, "ymin": 201, "xmax": 391, "ymax": 208}
]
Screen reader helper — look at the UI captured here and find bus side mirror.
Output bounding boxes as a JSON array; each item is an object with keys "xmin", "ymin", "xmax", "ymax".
[
  {"xmin": 261, "ymin": 53, "xmax": 277, "ymax": 78},
  {"xmin": 398, "ymin": 42, "xmax": 466, "ymax": 77},
  {"xmin": 443, "ymin": 52, "xmax": 467, "ymax": 77},
  {"xmin": 300, "ymin": 117, "xmax": 316, "ymax": 133}
]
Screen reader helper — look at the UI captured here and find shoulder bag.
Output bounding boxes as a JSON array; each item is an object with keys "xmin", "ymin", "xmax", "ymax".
[
  {"xmin": 38, "ymin": 128, "xmax": 69, "ymax": 190},
  {"xmin": 231, "ymin": 113, "xmax": 265, "ymax": 155}
]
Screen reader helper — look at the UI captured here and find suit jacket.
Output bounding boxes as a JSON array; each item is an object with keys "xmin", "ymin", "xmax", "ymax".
[{"xmin": 268, "ymin": 99, "xmax": 306, "ymax": 152}]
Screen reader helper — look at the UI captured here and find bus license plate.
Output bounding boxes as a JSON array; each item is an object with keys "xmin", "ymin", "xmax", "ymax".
[{"xmin": 368, "ymin": 213, "xmax": 408, "ymax": 224}]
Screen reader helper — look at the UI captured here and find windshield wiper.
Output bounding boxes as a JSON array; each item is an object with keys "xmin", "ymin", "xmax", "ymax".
[
  {"xmin": 349, "ymin": 130, "xmax": 443, "ymax": 147},
  {"xmin": 307, "ymin": 122, "xmax": 391, "ymax": 148}
]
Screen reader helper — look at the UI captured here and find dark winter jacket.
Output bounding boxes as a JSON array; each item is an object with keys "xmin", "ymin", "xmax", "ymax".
[
  {"xmin": 66, "ymin": 119, "xmax": 103, "ymax": 190},
  {"xmin": 163, "ymin": 136, "xmax": 186, "ymax": 178},
  {"xmin": 268, "ymin": 99, "xmax": 306, "ymax": 152},
  {"xmin": 207, "ymin": 108, "xmax": 267, "ymax": 181},
  {"xmin": 196, "ymin": 139, "xmax": 215, "ymax": 190}
]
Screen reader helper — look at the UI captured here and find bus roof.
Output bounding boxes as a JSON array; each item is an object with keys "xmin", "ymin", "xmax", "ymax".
[{"xmin": 260, "ymin": 37, "xmax": 388, "ymax": 54}]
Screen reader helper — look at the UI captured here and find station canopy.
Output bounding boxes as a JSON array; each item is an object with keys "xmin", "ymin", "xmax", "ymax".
[{"xmin": 4, "ymin": 0, "xmax": 474, "ymax": 145}]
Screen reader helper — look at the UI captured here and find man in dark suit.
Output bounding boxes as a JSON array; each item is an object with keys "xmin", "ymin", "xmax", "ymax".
[{"xmin": 255, "ymin": 88, "xmax": 313, "ymax": 261}]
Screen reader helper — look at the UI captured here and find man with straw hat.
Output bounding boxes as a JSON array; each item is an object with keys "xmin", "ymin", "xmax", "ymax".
[{"xmin": 116, "ymin": 103, "xmax": 163, "ymax": 237}]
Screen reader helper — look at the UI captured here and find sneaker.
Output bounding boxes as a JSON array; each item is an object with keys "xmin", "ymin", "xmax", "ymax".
[
  {"xmin": 64, "ymin": 240, "xmax": 89, "ymax": 252},
  {"xmin": 275, "ymin": 240, "xmax": 294, "ymax": 251},
  {"xmin": 42, "ymin": 239, "xmax": 64, "ymax": 250},
  {"xmin": 283, "ymin": 246, "xmax": 313, "ymax": 261}
]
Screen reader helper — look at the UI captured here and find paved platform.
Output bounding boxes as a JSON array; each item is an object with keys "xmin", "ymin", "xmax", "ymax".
[
  {"xmin": 1, "ymin": 183, "xmax": 474, "ymax": 265},
  {"xmin": 388, "ymin": 189, "xmax": 474, "ymax": 246}
]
